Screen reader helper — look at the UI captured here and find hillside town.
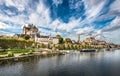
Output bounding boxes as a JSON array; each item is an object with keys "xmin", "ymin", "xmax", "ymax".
[{"xmin": 0, "ymin": 24, "xmax": 120, "ymax": 49}]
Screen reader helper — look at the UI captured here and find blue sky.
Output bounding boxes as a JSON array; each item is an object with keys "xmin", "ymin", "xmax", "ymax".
[{"xmin": 0, "ymin": 0, "xmax": 120, "ymax": 44}]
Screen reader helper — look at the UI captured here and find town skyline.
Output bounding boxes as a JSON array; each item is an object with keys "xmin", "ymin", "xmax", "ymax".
[{"xmin": 0, "ymin": 0, "xmax": 120, "ymax": 44}]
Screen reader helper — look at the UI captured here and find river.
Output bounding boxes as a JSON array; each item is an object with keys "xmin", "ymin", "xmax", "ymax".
[{"xmin": 0, "ymin": 50, "xmax": 120, "ymax": 76}]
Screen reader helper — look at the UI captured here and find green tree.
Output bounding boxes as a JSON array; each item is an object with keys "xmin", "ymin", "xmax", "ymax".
[
  {"xmin": 0, "ymin": 38, "xmax": 34, "ymax": 49},
  {"xmin": 56, "ymin": 35, "xmax": 63, "ymax": 44},
  {"xmin": 40, "ymin": 43, "xmax": 45, "ymax": 48},
  {"xmin": 24, "ymin": 35, "xmax": 30, "ymax": 40},
  {"xmin": 73, "ymin": 44, "xmax": 77, "ymax": 50},
  {"xmin": 61, "ymin": 44, "xmax": 65, "ymax": 50},
  {"xmin": 69, "ymin": 44, "xmax": 74, "ymax": 50},
  {"xmin": 65, "ymin": 38, "xmax": 72, "ymax": 44},
  {"xmin": 46, "ymin": 43, "xmax": 50, "ymax": 49}
]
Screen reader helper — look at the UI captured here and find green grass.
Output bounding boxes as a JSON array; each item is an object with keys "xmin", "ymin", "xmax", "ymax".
[{"xmin": 0, "ymin": 49, "xmax": 35, "ymax": 55}]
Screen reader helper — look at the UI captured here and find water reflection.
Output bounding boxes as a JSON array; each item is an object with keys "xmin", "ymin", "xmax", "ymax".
[{"xmin": 0, "ymin": 50, "xmax": 120, "ymax": 76}]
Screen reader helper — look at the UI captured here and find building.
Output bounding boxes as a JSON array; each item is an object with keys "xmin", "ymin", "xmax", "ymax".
[
  {"xmin": 13, "ymin": 24, "xmax": 39, "ymax": 39},
  {"xmin": 97, "ymin": 40, "xmax": 106, "ymax": 45},
  {"xmin": 77, "ymin": 34, "xmax": 80, "ymax": 43},
  {"xmin": 35, "ymin": 35, "xmax": 59, "ymax": 44},
  {"xmin": 82, "ymin": 37, "xmax": 111, "ymax": 47},
  {"xmin": 23, "ymin": 24, "xmax": 38, "ymax": 35},
  {"xmin": 13, "ymin": 34, "xmax": 25, "ymax": 38},
  {"xmin": 84, "ymin": 37, "xmax": 97, "ymax": 45},
  {"xmin": 13, "ymin": 24, "xmax": 59, "ymax": 44}
]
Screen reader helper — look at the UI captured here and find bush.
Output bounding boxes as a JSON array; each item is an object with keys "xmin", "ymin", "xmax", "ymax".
[
  {"xmin": 7, "ymin": 52, "xmax": 14, "ymax": 57},
  {"xmin": 0, "ymin": 38, "xmax": 34, "ymax": 49},
  {"xmin": 28, "ymin": 50, "xmax": 34, "ymax": 54},
  {"xmin": 20, "ymin": 53, "xmax": 26, "ymax": 55},
  {"xmin": 24, "ymin": 35, "xmax": 30, "ymax": 40}
]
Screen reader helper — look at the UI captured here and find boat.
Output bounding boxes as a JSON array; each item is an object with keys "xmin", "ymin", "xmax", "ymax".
[{"xmin": 80, "ymin": 49, "xmax": 96, "ymax": 52}]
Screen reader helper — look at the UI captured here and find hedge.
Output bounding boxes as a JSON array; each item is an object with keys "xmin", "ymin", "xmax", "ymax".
[{"xmin": 0, "ymin": 38, "xmax": 34, "ymax": 49}]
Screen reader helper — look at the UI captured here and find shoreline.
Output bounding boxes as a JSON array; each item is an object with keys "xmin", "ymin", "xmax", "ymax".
[
  {"xmin": 0, "ymin": 51, "xmax": 66, "ymax": 64},
  {"xmin": 0, "ymin": 48, "xmax": 119, "ymax": 64}
]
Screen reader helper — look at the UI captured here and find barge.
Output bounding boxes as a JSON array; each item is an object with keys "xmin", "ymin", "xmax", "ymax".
[{"xmin": 80, "ymin": 49, "xmax": 96, "ymax": 52}]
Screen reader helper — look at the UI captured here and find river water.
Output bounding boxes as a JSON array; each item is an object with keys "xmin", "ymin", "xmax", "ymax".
[{"xmin": 0, "ymin": 50, "xmax": 120, "ymax": 76}]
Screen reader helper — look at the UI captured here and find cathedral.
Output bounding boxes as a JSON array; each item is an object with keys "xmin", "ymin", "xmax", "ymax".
[
  {"xmin": 23, "ymin": 24, "xmax": 38, "ymax": 35},
  {"xmin": 14, "ymin": 24, "xmax": 59, "ymax": 44}
]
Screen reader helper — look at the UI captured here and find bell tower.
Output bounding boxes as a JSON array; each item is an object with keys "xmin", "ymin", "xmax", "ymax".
[{"xmin": 77, "ymin": 34, "xmax": 80, "ymax": 43}]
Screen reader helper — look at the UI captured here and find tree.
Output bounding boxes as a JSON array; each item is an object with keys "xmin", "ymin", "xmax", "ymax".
[
  {"xmin": 24, "ymin": 35, "xmax": 30, "ymax": 40},
  {"xmin": 0, "ymin": 38, "xmax": 34, "ymax": 49},
  {"xmin": 56, "ymin": 35, "xmax": 63, "ymax": 44},
  {"xmin": 40, "ymin": 43, "xmax": 45, "ymax": 48},
  {"xmin": 73, "ymin": 44, "xmax": 77, "ymax": 50},
  {"xmin": 56, "ymin": 44, "xmax": 61, "ymax": 50},
  {"xmin": 61, "ymin": 44, "xmax": 65, "ymax": 50},
  {"xmin": 64, "ymin": 38, "xmax": 72, "ymax": 44},
  {"xmin": 46, "ymin": 43, "xmax": 50, "ymax": 49}
]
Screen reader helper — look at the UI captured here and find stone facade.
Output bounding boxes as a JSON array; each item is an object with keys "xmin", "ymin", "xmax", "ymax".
[
  {"xmin": 35, "ymin": 35, "xmax": 59, "ymax": 44},
  {"xmin": 84, "ymin": 37, "xmax": 97, "ymax": 45},
  {"xmin": 13, "ymin": 24, "xmax": 59, "ymax": 44},
  {"xmin": 23, "ymin": 24, "xmax": 38, "ymax": 35},
  {"xmin": 82, "ymin": 37, "xmax": 118, "ymax": 48}
]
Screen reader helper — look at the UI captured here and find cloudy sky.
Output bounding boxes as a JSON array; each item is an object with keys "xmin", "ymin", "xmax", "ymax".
[{"xmin": 0, "ymin": 0, "xmax": 120, "ymax": 44}]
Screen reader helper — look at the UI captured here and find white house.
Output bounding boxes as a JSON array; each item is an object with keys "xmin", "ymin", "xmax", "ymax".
[{"xmin": 35, "ymin": 35, "xmax": 59, "ymax": 44}]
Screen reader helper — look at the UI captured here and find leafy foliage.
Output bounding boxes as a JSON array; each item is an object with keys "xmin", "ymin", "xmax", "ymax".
[
  {"xmin": 56, "ymin": 35, "xmax": 63, "ymax": 44},
  {"xmin": 64, "ymin": 38, "xmax": 72, "ymax": 43},
  {"xmin": 7, "ymin": 52, "xmax": 14, "ymax": 57},
  {"xmin": 24, "ymin": 35, "xmax": 30, "ymax": 40},
  {"xmin": 0, "ymin": 38, "xmax": 34, "ymax": 49}
]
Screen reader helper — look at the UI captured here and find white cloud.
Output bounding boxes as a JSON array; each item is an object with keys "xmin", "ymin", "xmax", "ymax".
[
  {"xmin": 103, "ymin": 29, "xmax": 120, "ymax": 44},
  {"xmin": 5, "ymin": 0, "xmax": 29, "ymax": 12},
  {"xmin": 4, "ymin": 9, "xmax": 16, "ymax": 15},
  {"xmin": 28, "ymin": 13, "xmax": 39, "ymax": 25},
  {"xmin": 0, "ymin": 0, "xmax": 5, "ymax": 5},
  {"xmin": 52, "ymin": 17, "xmax": 81, "ymax": 32},
  {"xmin": 0, "ymin": 13, "xmax": 27, "ymax": 25},
  {"xmin": 74, "ymin": 0, "xmax": 106, "ymax": 31},
  {"xmin": 83, "ymin": 0, "xmax": 100, "ymax": 10},
  {"xmin": 0, "ymin": 22, "xmax": 15, "ymax": 36},
  {"xmin": 52, "ymin": 0, "xmax": 63, "ymax": 7},
  {"xmin": 85, "ymin": 0, "xmax": 106, "ymax": 19},
  {"xmin": 49, "ymin": 19, "xmax": 61, "ymax": 31},
  {"xmin": 69, "ymin": 0, "xmax": 82, "ymax": 9},
  {"xmin": 0, "ymin": 30, "xmax": 14, "ymax": 36},
  {"xmin": 94, "ymin": 17, "xmax": 120, "ymax": 44},
  {"xmin": 75, "ymin": 26, "xmax": 94, "ymax": 35},
  {"xmin": 0, "ymin": 22, "xmax": 11, "ymax": 29},
  {"xmin": 110, "ymin": 0, "xmax": 120, "ymax": 12},
  {"xmin": 28, "ymin": 0, "xmax": 51, "ymax": 26},
  {"xmin": 102, "ymin": 17, "xmax": 120, "ymax": 32},
  {"xmin": 39, "ymin": 28, "xmax": 62, "ymax": 36}
]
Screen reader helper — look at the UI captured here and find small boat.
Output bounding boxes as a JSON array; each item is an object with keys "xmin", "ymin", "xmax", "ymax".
[{"xmin": 80, "ymin": 49, "xmax": 96, "ymax": 52}]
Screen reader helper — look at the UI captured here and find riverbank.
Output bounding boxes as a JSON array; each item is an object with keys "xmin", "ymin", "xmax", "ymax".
[{"xmin": 0, "ymin": 49, "xmax": 66, "ymax": 64}]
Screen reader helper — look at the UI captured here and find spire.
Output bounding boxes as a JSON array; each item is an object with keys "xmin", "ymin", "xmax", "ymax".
[{"xmin": 77, "ymin": 34, "xmax": 80, "ymax": 43}]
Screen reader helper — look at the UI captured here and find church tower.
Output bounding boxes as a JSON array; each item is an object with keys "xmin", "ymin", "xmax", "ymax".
[{"xmin": 77, "ymin": 34, "xmax": 80, "ymax": 43}]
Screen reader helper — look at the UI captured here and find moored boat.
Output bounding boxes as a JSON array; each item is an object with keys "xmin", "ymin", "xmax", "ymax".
[{"xmin": 80, "ymin": 49, "xmax": 96, "ymax": 52}]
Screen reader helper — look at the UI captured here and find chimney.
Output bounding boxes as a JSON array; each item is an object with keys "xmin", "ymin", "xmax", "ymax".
[{"xmin": 78, "ymin": 34, "xmax": 80, "ymax": 43}]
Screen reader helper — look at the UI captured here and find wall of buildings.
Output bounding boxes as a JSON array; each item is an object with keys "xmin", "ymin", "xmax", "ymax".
[{"xmin": 35, "ymin": 36, "xmax": 59, "ymax": 44}]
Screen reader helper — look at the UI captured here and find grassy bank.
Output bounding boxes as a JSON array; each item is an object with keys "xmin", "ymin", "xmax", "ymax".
[
  {"xmin": 0, "ymin": 38, "xmax": 34, "ymax": 49},
  {"xmin": 0, "ymin": 49, "xmax": 34, "ymax": 55}
]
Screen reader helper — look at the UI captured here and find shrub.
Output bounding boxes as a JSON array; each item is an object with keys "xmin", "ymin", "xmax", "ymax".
[
  {"xmin": 7, "ymin": 52, "xmax": 14, "ymax": 57},
  {"xmin": 28, "ymin": 50, "xmax": 34, "ymax": 54},
  {"xmin": 0, "ymin": 38, "xmax": 34, "ymax": 49},
  {"xmin": 21, "ymin": 53, "xmax": 26, "ymax": 55},
  {"xmin": 24, "ymin": 35, "xmax": 30, "ymax": 40}
]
